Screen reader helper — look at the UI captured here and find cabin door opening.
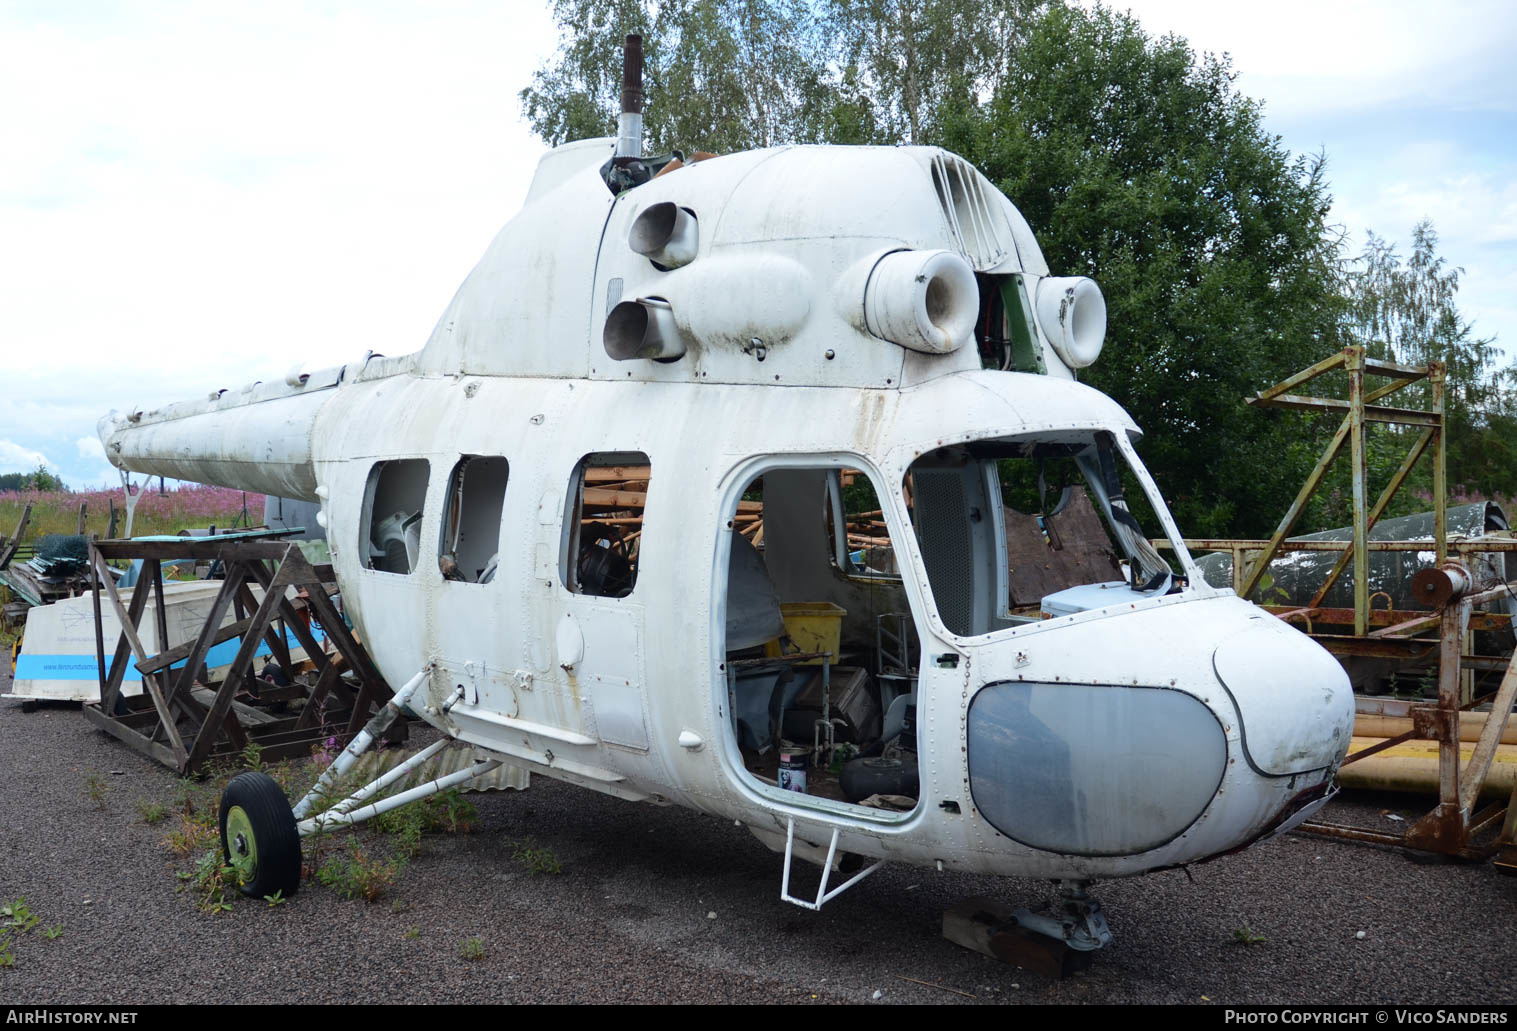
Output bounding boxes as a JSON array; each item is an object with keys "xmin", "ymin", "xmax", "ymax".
[{"xmin": 719, "ymin": 463, "xmax": 923, "ymax": 816}]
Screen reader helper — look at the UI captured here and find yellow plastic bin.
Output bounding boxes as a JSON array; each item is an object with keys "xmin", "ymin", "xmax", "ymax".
[{"xmin": 765, "ymin": 602, "xmax": 847, "ymax": 665}]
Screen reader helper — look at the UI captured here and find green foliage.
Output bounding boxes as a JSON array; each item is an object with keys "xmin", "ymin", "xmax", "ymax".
[
  {"xmin": 404, "ymin": 925, "xmax": 421, "ymax": 940},
  {"xmin": 137, "ymin": 800, "xmax": 168, "ymax": 825},
  {"xmin": 84, "ymin": 772, "xmax": 108, "ymax": 809},
  {"xmin": 0, "ymin": 899, "xmax": 54, "ymax": 968},
  {"xmin": 941, "ymin": 4, "xmax": 1345, "ymax": 537},
  {"xmin": 263, "ymin": 890, "xmax": 286, "ymax": 908},
  {"xmin": 458, "ymin": 936, "xmax": 487, "ymax": 962},
  {"xmin": 372, "ymin": 802, "xmax": 427, "ymax": 860},
  {"xmin": 0, "ymin": 900, "xmax": 41, "ymax": 934},
  {"xmin": 1232, "ymin": 919, "xmax": 1269, "ymax": 945},
  {"xmin": 1339, "ymin": 221, "xmax": 1508, "ymax": 517},
  {"xmin": 521, "ymin": 0, "xmax": 839, "ymax": 153},
  {"xmin": 0, "ymin": 466, "xmax": 66, "ymax": 492},
  {"xmin": 177, "ymin": 849, "xmax": 238, "ymax": 914},
  {"xmin": 512, "ymin": 838, "xmax": 563, "ymax": 875},
  {"xmin": 240, "ymin": 742, "xmax": 266, "ymax": 774},
  {"xmin": 317, "ymin": 845, "xmax": 401, "ymax": 903},
  {"xmin": 826, "ymin": 0, "xmax": 1045, "ymax": 145},
  {"xmin": 420, "ymin": 788, "xmax": 479, "ymax": 835}
]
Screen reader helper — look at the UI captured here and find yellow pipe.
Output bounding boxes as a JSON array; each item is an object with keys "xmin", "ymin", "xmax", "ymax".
[
  {"xmin": 1355, "ymin": 712, "xmax": 1517, "ymax": 746},
  {"xmin": 1337, "ymin": 736, "xmax": 1517, "ymax": 799}
]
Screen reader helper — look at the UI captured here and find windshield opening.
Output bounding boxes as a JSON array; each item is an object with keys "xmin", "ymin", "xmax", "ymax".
[{"xmin": 905, "ymin": 431, "xmax": 1186, "ymax": 637}]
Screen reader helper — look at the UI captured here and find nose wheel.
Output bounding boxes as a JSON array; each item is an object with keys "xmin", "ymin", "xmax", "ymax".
[
  {"xmin": 1013, "ymin": 880, "xmax": 1113, "ymax": 952},
  {"xmin": 219, "ymin": 772, "xmax": 303, "ymax": 898}
]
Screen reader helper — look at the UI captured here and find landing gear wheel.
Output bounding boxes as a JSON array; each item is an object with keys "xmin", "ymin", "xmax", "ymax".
[
  {"xmin": 840, "ymin": 756, "xmax": 919, "ymax": 803},
  {"xmin": 219, "ymin": 771, "xmax": 302, "ymax": 899}
]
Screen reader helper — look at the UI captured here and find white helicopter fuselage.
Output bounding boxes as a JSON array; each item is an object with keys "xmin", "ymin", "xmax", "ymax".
[{"xmin": 102, "ymin": 139, "xmax": 1354, "ymax": 886}]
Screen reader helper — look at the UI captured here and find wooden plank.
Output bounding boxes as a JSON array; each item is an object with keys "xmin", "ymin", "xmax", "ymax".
[
  {"xmin": 236, "ymin": 581, "xmax": 294, "ymax": 678},
  {"xmin": 92, "ymin": 551, "xmax": 188, "ymax": 766},
  {"xmin": 149, "ymin": 561, "xmax": 170, "ymax": 673},
  {"xmin": 190, "ymin": 687, "xmax": 280, "ymax": 726},
  {"xmin": 0, "ymin": 503, "xmax": 31, "ymax": 570},
  {"xmin": 581, "ymin": 486, "xmax": 648, "ymax": 509},
  {"xmin": 295, "ymin": 659, "xmax": 345, "ymax": 731},
  {"xmin": 94, "ymin": 550, "xmax": 155, "ymax": 718},
  {"xmin": 284, "ymin": 548, "xmax": 390, "ymax": 706},
  {"xmin": 942, "ymin": 897, "xmax": 1092, "ymax": 979},
  {"xmin": 166, "ymin": 564, "xmax": 245, "ymax": 708},
  {"xmin": 584, "ymin": 466, "xmax": 651, "ymax": 483},
  {"xmin": 82, "ymin": 703, "xmax": 179, "ymax": 770},
  {"xmin": 243, "ymin": 555, "xmax": 330, "ymax": 673},
  {"xmin": 93, "ymin": 539, "xmax": 292, "ymax": 561},
  {"xmin": 183, "ymin": 564, "xmax": 279, "ymax": 771},
  {"xmin": 250, "ymin": 723, "xmax": 357, "ymax": 748},
  {"xmin": 91, "ymin": 548, "xmax": 106, "ymax": 704},
  {"xmin": 136, "ymin": 614, "xmax": 256, "ymax": 675},
  {"xmin": 345, "ymin": 677, "xmax": 376, "ymax": 737}
]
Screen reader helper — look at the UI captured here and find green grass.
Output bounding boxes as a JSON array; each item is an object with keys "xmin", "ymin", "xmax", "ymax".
[
  {"xmin": 0, "ymin": 485, "xmax": 263, "ymax": 544},
  {"xmin": 511, "ymin": 838, "xmax": 562, "ymax": 875}
]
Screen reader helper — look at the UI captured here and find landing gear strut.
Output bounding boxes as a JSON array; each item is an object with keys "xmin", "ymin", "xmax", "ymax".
[{"xmin": 1012, "ymin": 880, "xmax": 1113, "ymax": 952}]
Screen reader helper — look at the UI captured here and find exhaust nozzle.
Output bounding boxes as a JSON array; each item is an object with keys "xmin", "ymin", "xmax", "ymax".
[{"xmin": 617, "ymin": 34, "xmax": 643, "ymax": 159}]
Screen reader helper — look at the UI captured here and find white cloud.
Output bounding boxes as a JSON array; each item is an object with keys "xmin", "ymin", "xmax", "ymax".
[
  {"xmin": 1111, "ymin": 0, "xmax": 1517, "ymax": 120},
  {"xmin": 1, "ymin": 3, "xmax": 559, "ymax": 379},
  {"xmin": 0, "ymin": 440, "xmax": 55, "ymax": 476}
]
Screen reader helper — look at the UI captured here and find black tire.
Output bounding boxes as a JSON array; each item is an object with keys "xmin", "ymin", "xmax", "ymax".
[
  {"xmin": 219, "ymin": 771, "xmax": 302, "ymax": 899},
  {"xmin": 839, "ymin": 756, "xmax": 919, "ymax": 803}
]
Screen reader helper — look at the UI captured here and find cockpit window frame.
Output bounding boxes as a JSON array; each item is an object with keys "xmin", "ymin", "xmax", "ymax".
[{"xmin": 899, "ymin": 427, "xmax": 1211, "ymax": 646}]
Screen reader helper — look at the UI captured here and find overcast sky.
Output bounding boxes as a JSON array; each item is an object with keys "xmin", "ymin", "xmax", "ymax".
[{"xmin": 3, "ymin": 0, "xmax": 1513, "ymax": 489}]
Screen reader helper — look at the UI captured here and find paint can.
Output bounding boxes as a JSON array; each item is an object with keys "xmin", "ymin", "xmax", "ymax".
[{"xmin": 778, "ymin": 746, "xmax": 810, "ymax": 794}]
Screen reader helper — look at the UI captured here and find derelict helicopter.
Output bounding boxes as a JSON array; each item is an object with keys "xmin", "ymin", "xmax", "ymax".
[{"xmin": 98, "ymin": 37, "xmax": 1353, "ymax": 951}]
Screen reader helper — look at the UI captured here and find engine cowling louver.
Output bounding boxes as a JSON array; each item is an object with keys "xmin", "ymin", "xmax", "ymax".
[{"xmin": 929, "ymin": 154, "xmax": 1014, "ymax": 272}]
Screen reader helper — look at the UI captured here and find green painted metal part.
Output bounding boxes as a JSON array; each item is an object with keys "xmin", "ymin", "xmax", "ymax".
[
  {"xmin": 999, "ymin": 276, "xmax": 1046, "ymax": 375},
  {"xmin": 224, "ymin": 804, "xmax": 259, "ymax": 882}
]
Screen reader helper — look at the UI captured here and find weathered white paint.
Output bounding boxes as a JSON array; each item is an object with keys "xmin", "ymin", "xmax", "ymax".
[{"xmin": 99, "ymin": 140, "xmax": 1354, "ymax": 889}]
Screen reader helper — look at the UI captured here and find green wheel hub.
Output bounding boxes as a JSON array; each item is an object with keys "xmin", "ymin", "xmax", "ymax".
[{"xmin": 224, "ymin": 804, "xmax": 260, "ymax": 883}]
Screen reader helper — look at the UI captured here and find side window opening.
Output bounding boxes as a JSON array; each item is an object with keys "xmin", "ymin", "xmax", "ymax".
[
  {"xmin": 826, "ymin": 468, "xmax": 902, "ymax": 579},
  {"xmin": 721, "ymin": 463, "xmax": 923, "ymax": 819},
  {"xmin": 437, "ymin": 456, "xmax": 509, "ymax": 584},
  {"xmin": 563, "ymin": 453, "xmax": 650, "ymax": 598},
  {"xmin": 361, "ymin": 459, "xmax": 430, "ymax": 574}
]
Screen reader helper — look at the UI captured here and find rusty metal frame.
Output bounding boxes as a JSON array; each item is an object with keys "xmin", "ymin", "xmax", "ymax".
[
  {"xmin": 1303, "ymin": 579, "xmax": 1517, "ymax": 861},
  {"xmin": 1150, "ymin": 347, "xmax": 1517, "ymax": 863},
  {"xmin": 82, "ymin": 536, "xmax": 395, "ymax": 775},
  {"xmin": 1238, "ymin": 346, "xmax": 1447, "ymax": 636}
]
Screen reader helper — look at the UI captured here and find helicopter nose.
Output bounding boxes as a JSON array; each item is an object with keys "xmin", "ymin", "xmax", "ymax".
[{"xmin": 1211, "ymin": 618, "xmax": 1354, "ymax": 776}]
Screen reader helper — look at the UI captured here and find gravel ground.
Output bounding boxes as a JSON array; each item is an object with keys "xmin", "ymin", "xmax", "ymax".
[{"xmin": 3, "ymin": 666, "xmax": 1515, "ymax": 1006}]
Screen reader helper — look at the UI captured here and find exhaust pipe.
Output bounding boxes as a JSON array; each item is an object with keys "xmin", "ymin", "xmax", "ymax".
[
  {"xmin": 629, "ymin": 201, "xmax": 698, "ymax": 268},
  {"xmin": 604, "ymin": 297, "xmax": 684, "ymax": 362},
  {"xmin": 617, "ymin": 34, "xmax": 643, "ymax": 159}
]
